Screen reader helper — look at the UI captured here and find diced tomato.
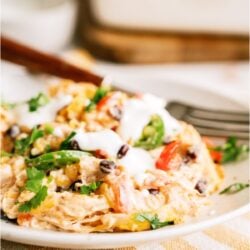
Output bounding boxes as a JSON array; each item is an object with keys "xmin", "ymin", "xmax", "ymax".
[
  {"xmin": 210, "ymin": 150, "xmax": 222, "ymax": 163},
  {"xmin": 97, "ymin": 92, "xmax": 121, "ymax": 110},
  {"xmin": 96, "ymin": 95, "xmax": 112, "ymax": 110},
  {"xmin": 155, "ymin": 141, "xmax": 181, "ymax": 171},
  {"xmin": 17, "ymin": 213, "xmax": 33, "ymax": 224}
]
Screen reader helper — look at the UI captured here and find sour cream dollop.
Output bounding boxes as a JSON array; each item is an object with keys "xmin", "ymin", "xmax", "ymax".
[
  {"xmin": 72, "ymin": 129, "xmax": 123, "ymax": 157},
  {"xmin": 118, "ymin": 93, "xmax": 181, "ymax": 142},
  {"xmin": 119, "ymin": 147, "xmax": 154, "ymax": 176},
  {"xmin": 72, "ymin": 129, "xmax": 154, "ymax": 176},
  {"xmin": 14, "ymin": 95, "xmax": 72, "ymax": 129}
]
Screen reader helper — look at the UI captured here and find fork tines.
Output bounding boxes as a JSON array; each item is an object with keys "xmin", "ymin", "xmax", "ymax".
[{"xmin": 167, "ymin": 102, "xmax": 249, "ymax": 140}]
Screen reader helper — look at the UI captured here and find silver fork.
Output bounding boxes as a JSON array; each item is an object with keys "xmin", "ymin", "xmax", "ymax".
[{"xmin": 167, "ymin": 101, "xmax": 249, "ymax": 140}]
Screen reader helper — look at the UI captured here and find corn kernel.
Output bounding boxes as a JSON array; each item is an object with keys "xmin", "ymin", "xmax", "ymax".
[
  {"xmin": 64, "ymin": 165, "xmax": 78, "ymax": 181},
  {"xmin": 56, "ymin": 175, "xmax": 71, "ymax": 188}
]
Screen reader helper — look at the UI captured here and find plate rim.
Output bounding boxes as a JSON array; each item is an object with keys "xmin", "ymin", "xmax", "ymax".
[{"xmin": 2, "ymin": 204, "xmax": 250, "ymax": 249}]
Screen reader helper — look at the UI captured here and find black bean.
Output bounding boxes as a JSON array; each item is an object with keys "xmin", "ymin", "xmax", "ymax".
[
  {"xmin": 195, "ymin": 180, "xmax": 207, "ymax": 194},
  {"xmin": 69, "ymin": 180, "xmax": 82, "ymax": 192},
  {"xmin": 56, "ymin": 187, "xmax": 63, "ymax": 192},
  {"xmin": 184, "ymin": 149, "xmax": 197, "ymax": 164},
  {"xmin": 148, "ymin": 188, "xmax": 159, "ymax": 195},
  {"xmin": 99, "ymin": 160, "xmax": 116, "ymax": 174},
  {"xmin": 117, "ymin": 144, "xmax": 129, "ymax": 159},
  {"xmin": 186, "ymin": 150, "xmax": 197, "ymax": 160},
  {"xmin": 7, "ymin": 125, "xmax": 20, "ymax": 138},
  {"xmin": 69, "ymin": 140, "xmax": 81, "ymax": 150},
  {"xmin": 109, "ymin": 105, "xmax": 122, "ymax": 121}
]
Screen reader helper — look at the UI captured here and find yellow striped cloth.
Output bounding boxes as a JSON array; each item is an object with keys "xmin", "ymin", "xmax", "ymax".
[{"xmin": 2, "ymin": 213, "xmax": 250, "ymax": 250}]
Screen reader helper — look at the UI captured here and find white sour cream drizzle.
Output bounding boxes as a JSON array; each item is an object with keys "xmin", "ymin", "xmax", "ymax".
[
  {"xmin": 14, "ymin": 95, "xmax": 72, "ymax": 129},
  {"xmin": 72, "ymin": 129, "xmax": 154, "ymax": 177},
  {"xmin": 118, "ymin": 93, "xmax": 181, "ymax": 142}
]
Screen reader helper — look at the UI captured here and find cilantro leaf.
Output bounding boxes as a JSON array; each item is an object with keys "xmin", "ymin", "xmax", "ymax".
[
  {"xmin": 80, "ymin": 181, "xmax": 102, "ymax": 195},
  {"xmin": 25, "ymin": 179, "xmax": 43, "ymax": 193},
  {"xmin": 25, "ymin": 167, "xmax": 45, "ymax": 193},
  {"xmin": 219, "ymin": 182, "xmax": 249, "ymax": 195},
  {"xmin": 27, "ymin": 93, "xmax": 49, "ymax": 112},
  {"xmin": 214, "ymin": 137, "xmax": 249, "ymax": 164},
  {"xmin": 14, "ymin": 127, "xmax": 44, "ymax": 155},
  {"xmin": 27, "ymin": 167, "xmax": 45, "ymax": 180},
  {"xmin": 135, "ymin": 213, "xmax": 174, "ymax": 230},
  {"xmin": 85, "ymin": 87, "xmax": 109, "ymax": 112},
  {"xmin": 18, "ymin": 186, "xmax": 48, "ymax": 212},
  {"xmin": 60, "ymin": 131, "xmax": 76, "ymax": 150}
]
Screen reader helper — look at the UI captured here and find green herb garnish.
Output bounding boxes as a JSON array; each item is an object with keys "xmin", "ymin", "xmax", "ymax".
[
  {"xmin": 134, "ymin": 115, "xmax": 165, "ymax": 150},
  {"xmin": 14, "ymin": 127, "xmax": 44, "ymax": 155},
  {"xmin": 44, "ymin": 145, "xmax": 51, "ymax": 153},
  {"xmin": 28, "ymin": 93, "xmax": 49, "ymax": 112},
  {"xmin": 44, "ymin": 124, "xmax": 54, "ymax": 134},
  {"xmin": 60, "ymin": 131, "xmax": 76, "ymax": 150},
  {"xmin": 85, "ymin": 87, "xmax": 109, "ymax": 112},
  {"xmin": 18, "ymin": 168, "xmax": 47, "ymax": 212},
  {"xmin": 18, "ymin": 186, "xmax": 48, "ymax": 212},
  {"xmin": 135, "ymin": 213, "xmax": 174, "ymax": 230},
  {"xmin": 214, "ymin": 137, "xmax": 249, "ymax": 164},
  {"xmin": 80, "ymin": 181, "xmax": 102, "ymax": 195},
  {"xmin": 25, "ymin": 150, "xmax": 89, "ymax": 171},
  {"xmin": 25, "ymin": 167, "xmax": 45, "ymax": 193},
  {"xmin": 219, "ymin": 182, "xmax": 249, "ymax": 195},
  {"xmin": 0, "ymin": 151, "xmax": 12, "ymax": 157}
]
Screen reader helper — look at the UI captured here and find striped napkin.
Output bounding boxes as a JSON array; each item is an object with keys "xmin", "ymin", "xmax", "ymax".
[{"xmin": 2, "ymin": 213, "xmax": 250, "ymax": 250}]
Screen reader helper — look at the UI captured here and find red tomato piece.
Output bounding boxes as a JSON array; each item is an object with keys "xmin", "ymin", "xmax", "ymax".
[
  {"xmin": 210, "ymin": 150, "xmax": 223, "ymax": 163},
  {"xmin": 96, "ymin": 95, "xmax": 112, "ymax": 110},
  {"xmin": 155, "ymin": 141, "xmax": 181, "ymax": 170},
  {"xmin": 97, "ymin": 92, "xmax": 122, "ymax": 111}
]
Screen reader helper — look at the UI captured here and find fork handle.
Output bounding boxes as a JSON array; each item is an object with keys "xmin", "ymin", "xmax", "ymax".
[{"xmin": 1, "ymin": 36, "xmax": 103, "ymax": 85}]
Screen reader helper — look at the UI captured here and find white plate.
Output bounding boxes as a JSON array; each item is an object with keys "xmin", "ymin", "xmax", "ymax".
[{"xmin": 1, "ymin": 73, "xmax": 249, "ymax": 249}]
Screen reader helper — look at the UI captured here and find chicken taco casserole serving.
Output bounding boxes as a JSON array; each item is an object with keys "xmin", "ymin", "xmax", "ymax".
[{"xmin": 0, "ymin": 80, "xmax": 224, "ymax": 233}]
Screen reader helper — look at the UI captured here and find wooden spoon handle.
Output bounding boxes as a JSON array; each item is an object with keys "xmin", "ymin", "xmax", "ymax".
[{"xmin": 1, "ymin": 36, "xmax": 104, "ymax": 86}]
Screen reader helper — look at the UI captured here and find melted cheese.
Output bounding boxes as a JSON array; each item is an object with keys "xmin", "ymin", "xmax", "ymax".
[{"xmin": 14, "ymin": 95, "xmax": 72, "ymax": 129}]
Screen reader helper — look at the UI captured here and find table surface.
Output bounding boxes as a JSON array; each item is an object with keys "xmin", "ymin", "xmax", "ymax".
[{"xmin": 1, "ymin": 62, "xmax": 249, "ymax": 250}]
